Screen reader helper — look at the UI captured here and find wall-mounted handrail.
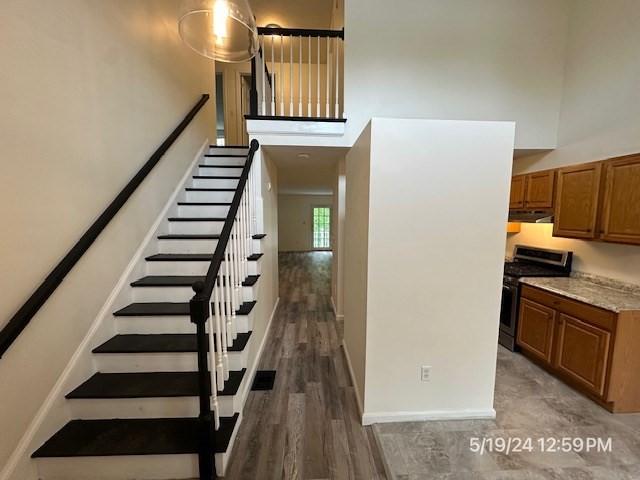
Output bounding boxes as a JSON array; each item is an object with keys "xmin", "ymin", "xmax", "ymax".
[{"xmin": 0, "ymin": 94, "xmax": 210, "ymax": 359}]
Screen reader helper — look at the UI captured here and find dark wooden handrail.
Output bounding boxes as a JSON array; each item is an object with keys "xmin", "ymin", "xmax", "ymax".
[
  {"xmin": 188, "ymin": 138, "xmax": 259, "ymax": 479},
  {"xmin": 0, "ymin": 94, "xmax": 210, "ymax": 359},
  {"xmin": 257, "ymin": 26, "xmax": 345, "ymax": 39}
]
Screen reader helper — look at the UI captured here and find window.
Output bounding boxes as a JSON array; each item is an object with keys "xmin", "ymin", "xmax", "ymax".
[{"xmin": 312, "ymin": 207, "xmax": 331, "ymax": 249}]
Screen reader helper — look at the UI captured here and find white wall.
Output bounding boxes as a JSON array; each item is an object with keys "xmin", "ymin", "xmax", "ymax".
[
  {"xmin": 344, "ymin": 118, "xmax": 515, "ymax": 423},
  {"xmin": 331, "ymin": 159, "xmax": 346, "ymax": 317},
  {"xmin": 508, "ymin": 0, "xmax": 640, "ymax": 286},
  {"xmin": 344, "ymin": 0, "xmax": 569, "ymax": 149},
  {"xmin": 278, "ymin": 194, "xmax": 333, "ymax": 252},
  {"xmin": 0, "ymin": 0, "xmax": 214, "ymax": 470}
]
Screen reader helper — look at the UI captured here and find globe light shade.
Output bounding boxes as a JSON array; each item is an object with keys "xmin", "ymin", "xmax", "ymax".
[{"xmin": 179, "ymin": 0, "xmax": 258, "ymax": 62}]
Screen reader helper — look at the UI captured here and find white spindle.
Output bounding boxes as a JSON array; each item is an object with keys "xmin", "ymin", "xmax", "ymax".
[
  {"xmin": 298, "ymin": 36, "xmax": 303, "ymax": 116},
  {"xmin": 289, "ymin": 36, "xmax": 294, "ymax": 116},
  {"xmin": 271, "ymin": 35, "xmax": 275, "ymax": 115},
  {"xmin": 222, "ymin": 251, "xmax": 232, "ymax": 374},
  {"xmin": 335, "ymin": 38, "xmax": 340, "ymax": 118},
  {"xmin": 229, "ymin": 225, "xmax": 238, "ymax": 341},
  {"xmin": 261, "ymin": 36, "xmax": 266, "ymax": 115},
  {"xmin": 308, "ymin": 36, "xmax": 312, "ymax": 117},
  {"xmin": 280, "ymin": 35, "xmax": 284, "ymax": 116},
  {"xmin": 242, "ymin": 192, "xmax": 250, "ymax": 278},
  {"xmin": 326, "ymin": 37, "xmax": 331, "ymax": 118},
  {"xmin": 316, "ymin": 36, "xmax": 321, "ymax": 117},
  {"xmin": 210, "ymin": 291, "xmax": 224, "ymax": 391},
  {"xmin": 207, "ymin": 296, "xmax": 220, "ymax": 430}
]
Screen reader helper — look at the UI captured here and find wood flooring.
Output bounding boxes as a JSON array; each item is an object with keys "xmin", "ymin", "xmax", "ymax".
[{"xmin": 224, "ymin": 252, "xmax": 387, "ymax": 479}]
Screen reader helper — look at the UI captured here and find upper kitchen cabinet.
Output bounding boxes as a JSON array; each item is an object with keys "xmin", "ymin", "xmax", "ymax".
[
  {"xmin": 600, "ymin": 154, "xmax": 640, "ymax": 245},
  {"xmin": 525, "ymin": 170, "xmax": 555, "ymax": 209},
  {"xmin": 509, "ymin": 175, "xmax": 527, "ymax": 209},
  {"xmin": 553, "ymin": 162, "xmax": 603, "ymax": 239},
  {"xmin": 509, "ymin": 170, "xmax": 555, "ymax": 210}
]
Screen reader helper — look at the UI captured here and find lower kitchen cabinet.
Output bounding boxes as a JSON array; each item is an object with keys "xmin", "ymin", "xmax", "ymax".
[{"xmin": 517, "ymin": 285, "xmax": 640, "ymax": 413}]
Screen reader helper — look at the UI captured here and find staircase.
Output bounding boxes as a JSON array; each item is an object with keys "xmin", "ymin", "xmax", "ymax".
[{"xmin": 31, "ymin": 145, "xmax": 265, "ymax": 479}]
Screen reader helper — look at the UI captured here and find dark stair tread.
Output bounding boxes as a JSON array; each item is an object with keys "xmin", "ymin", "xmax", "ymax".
[
  {"xmin": 66, "ymin": 369, "xmax": 245, "ymax": 399},
  {"xmin": 177, "ymin": 201, "xmax": 231, "ymax": 206},
  {"xmin": 204, "ymin": 154, "xmax": 246, "ymax": 158},
  {"xmin": 185, "ymin": 187, "xmax": 236, "ymax": 192},
  {"xmin": 157, "ymin": 234, "xmax": 221, "ymax": 240},
  {"xmin": 113, "ymin": 300, "xmax": 256, "ymax": 317},
  {"xmin": 92, "ymin": 332, "xmax": 252, "ymax": 354},
  {"xmin": 131, "ymin": 275, "xmax": 260, "ymax": 288},
  {"xmin": 252, "ymin": 233, "xmax": 267, "ymax": 240},
  {"xmin": 145, "ymin": 253, "xmax": 262, "ymax": 262},
  {"xmin": 198, "ymin": 165, "xmax": 244, "ymax": 170},
  {"xmin": 32, "ymin": 413, "xmax": 238, "ymax": 458},
  {"xmin": 167, "ymin": 217, "xmax": 226, "ymax": 222},
  {"xmin": 192, "ymin": 175, "xmax": 241, "ymax": 179}
]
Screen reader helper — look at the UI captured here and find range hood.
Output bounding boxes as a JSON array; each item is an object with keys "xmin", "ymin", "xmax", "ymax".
[{"xmin": 508, "ymin": 210, "xmax": 554, "ymax": 224}]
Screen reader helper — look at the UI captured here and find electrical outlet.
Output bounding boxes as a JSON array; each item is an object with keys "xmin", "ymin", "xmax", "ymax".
[{"xmin": 421, "ymin": 366, "xmax": 431, "ymax": 382}]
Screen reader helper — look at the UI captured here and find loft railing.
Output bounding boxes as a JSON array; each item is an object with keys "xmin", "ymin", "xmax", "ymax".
[
  {"xmin": 0, "ymin": 94, "xmax": 210, "ymax": 359},
  {"xmin": 249, "ymin": 27, "xmax": 345, "ymax": 120},
  {"xmin": 189, "ymin": 139, "xmax": 259, "ymax": 479}
]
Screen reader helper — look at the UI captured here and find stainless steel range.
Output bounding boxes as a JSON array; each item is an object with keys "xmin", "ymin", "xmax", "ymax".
[{"xmin": 499, "ymin": 245, "xmax": 573, "ymax": 351}]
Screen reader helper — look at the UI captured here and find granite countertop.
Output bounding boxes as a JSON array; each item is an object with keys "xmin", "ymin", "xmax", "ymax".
[{"xmin": 520, "ymin": 274, "xmax": 640, "ymax": 313}]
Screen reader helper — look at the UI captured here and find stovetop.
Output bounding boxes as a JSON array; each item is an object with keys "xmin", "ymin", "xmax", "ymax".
[{"xmin": 504, "ymin": 261, "xmax": 570, "ymax": 279}]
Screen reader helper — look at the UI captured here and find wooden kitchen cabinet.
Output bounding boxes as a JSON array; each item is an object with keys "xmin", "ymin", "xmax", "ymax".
[
  {"xmin": 509, "ymin": 171, "xmax": 555, "ymax": 210},
  {"xmin": 525, "ymin": 170, "xmax": 555, "ymax": 209},
  {"xmin": 553, "ymin": 162, "xmax": 603, "ymax": 239},
  {"xmin": 517, "ymin": 298, "xmax": 557, "ymax": 365},
  {"xmin": 554, "ymin": 314, "xmax": 611, "ymax": 397},
  {"xmin": 509, "ymin": 175, "xmax": 526, "ymax": 209},
  {"xmin": 600, "ymin": 154, "xmax": 640, "ymax": 245},
  {"xmin": 518, "ymin": 285, "xmax": 640, "ymax": 413}
]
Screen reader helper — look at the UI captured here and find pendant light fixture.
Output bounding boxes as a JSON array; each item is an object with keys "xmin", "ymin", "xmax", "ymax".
[{"xmin": 178, "ymin": 0, "xmax": 258, "ymax": 62}]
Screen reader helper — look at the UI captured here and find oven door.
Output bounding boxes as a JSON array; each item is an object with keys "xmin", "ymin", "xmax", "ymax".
[{"xmin": 500, "ymin": 281, "xmax": 519, "ymax": 338}]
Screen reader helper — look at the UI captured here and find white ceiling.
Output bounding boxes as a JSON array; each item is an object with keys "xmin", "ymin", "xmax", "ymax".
[
  {"xmin": 264, "ymin": 145, "xmax": 348, "ymax": 195},
  {"xmin": 250, "ymin": 0, "xmax": 334, "ymax": 29}
]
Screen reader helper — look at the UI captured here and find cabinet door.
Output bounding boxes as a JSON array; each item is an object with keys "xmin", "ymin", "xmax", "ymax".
[
  {"xmin": 553, "ymin": 163, "xmax": 602, "ymax": 239},
  {"xmin": 555, "ymin": 314, "xmax": 611, "ymax": 397},
  {"xmin": 517, "ymin": 298, "xmax": 557, "ymax": 365},
  {"xmin": 525, "ymin": 170, "xmax": 555, "ymax": 209},
  {"xmin": 600, "ymin": 155, "xmax": 640, "ymax": 245},
  {"xmin": 510, "ymin": 176, "xmax": 526, "ymax": 209}
]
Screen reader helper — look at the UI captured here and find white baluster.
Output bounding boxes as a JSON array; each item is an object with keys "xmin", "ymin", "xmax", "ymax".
[
  {"xmin": 326, "ymin": 37, "xmax": 331, "ymax": 118},
  {"xmin": 261, "ymin": 36, "xmax": 267, "ymax": 115},
  {"xmin": 335, "ymin": 38, "xmax": 340, "ymax": 118},
  {"xmin": 207, "ymin": 299, "xmax": 220, "ymax": 429},
  {"xmin": 289, "ymin": 36, "xmax": 294, "ymax": 116},
  {"xmin": 228, "ymin": 227, "xmax": 238, "ymax": 342},
  {"xmin": 308, "ymin": 36, "xmax": 312, "ymax": 117},
  {"xmin": 271, "ymin": 35, "xmax": 275, "ymax": 116},
  {"xmin": 280, "ymin": 35, "xmax": 284, "ymax": 116},
  {"xmin": 242, "ymin": 191, "xmax": 249, "ymax": 279},
  {"xmin": 222, "ymin": 252, "xmax": 232, "ymax": 374},
  {"xmin": 316, "ymin": 36, "xmax": 321, "ymax": 117},
  {"xmin": 298, "ymin": 36, "xmax": 303, "ymax": 116},
  {"xmin": 210, "ymin": 290, "xmax": 224, "ymax": 391}
]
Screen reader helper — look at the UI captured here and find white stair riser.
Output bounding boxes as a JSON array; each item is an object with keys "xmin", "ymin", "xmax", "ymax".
[
  {"xmin": 115, "ymin": 314, "xmax": 252, "ymax": 335},
  {"xmin": 185, "ymin": 190, "xmax": 235, "ymax": 203},
  {"xmin": 35, "ymin": 452, "xmax": 232, "ymax": 480},
  {"xmin": 177, "ymin": 205, "xmax": 230, "ymax": 217},
  {"xmin": 201, "ymin": 157, "xmax": 245, "ymax": 166},
  {"xmin": 146, "ymin": 259, "xmax": 260, "ymax": 276},
  {"xmin": 169, "ymin": 221, "xmax": 224, "ymax": 235},
  {"xmin": 209, "ymin": 147, "xmax": 248, "ymax": 156},
  {"xmin": 67, "ymin": 395, "xmax": 235, "ymax": 419},
  {"xmin": 198, "ymin": 166, "xmax": 243, "ymax": 176},
  {"xmin": 252, "ymin": 238, "xmax": 263, "ymax": 253},
  {"xmin": 191, "ymin": 178, "xmax": 239, "ymax": 189},
  {"xmin": 94, "ymin": 349, "xmax": 248, "ymax": 373},
  {"xmin": 132, "ymin": 285, "xmax": 256, "ymax": 303},
  {"xmin": 157, "ymin": 238, "xmax": 219, "ymax": 254}
]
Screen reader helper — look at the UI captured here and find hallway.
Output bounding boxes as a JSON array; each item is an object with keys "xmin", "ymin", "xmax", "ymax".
[{"xmin": 224, "ymin": 252, "xmax": 387, "ymax": 479}]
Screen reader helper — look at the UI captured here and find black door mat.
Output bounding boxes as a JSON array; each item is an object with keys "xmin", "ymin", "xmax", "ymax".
[{"xmin": 251, "ymin": 370, "xmax": 276, "ymax": 391}]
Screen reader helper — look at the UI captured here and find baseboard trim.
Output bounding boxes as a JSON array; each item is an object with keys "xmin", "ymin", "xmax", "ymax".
[
  {"xmin": 361, "ymin": 408, "xmax": 497, "ymax": 426},
  {"xmin": 341, "ymin": 340, "xmax": 364, "ymax": 423},
  {"xmin": 0, "ymin": 139, "xmax": 210, "ymax": 480}
]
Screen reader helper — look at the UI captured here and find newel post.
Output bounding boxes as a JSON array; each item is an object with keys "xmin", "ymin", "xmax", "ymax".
[{"xmin": 190, "ymin": 281, "xmax": 215, "ymax": 479}]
